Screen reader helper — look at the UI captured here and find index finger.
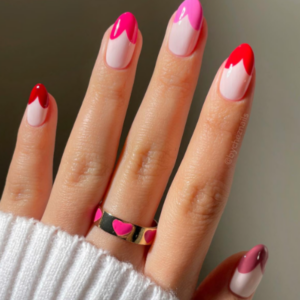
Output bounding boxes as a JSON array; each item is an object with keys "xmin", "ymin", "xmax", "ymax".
[{"xmin": 145, "ymin": 44, "xmax": 256, "ymax": 299}]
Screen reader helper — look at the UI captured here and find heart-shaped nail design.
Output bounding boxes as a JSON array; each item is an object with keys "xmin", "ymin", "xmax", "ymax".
[
  {"xmin": 112, "ymin": 219, "xmax": 133, "ymax": 236},
  {"xmin": 144, "ymin": 230, "xmax": 156, "ymax": 244}
]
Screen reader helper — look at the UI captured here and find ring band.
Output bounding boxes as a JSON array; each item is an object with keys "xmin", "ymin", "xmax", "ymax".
[{"xmin": 95, "ymin": 210, "xmax": 157, "ymax": 245}]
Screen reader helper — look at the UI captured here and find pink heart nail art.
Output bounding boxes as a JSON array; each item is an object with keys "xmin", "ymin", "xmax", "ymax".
[
  {"xmin": 112, "ymin": 219, "xmax": 133, "ymax": 236},
  {"xmin": 106, "ymin": 12, "xmax": 138, "ymax": 69},
  {"xmin": 144, "ymin": 230, "xmax": 156, "ymax": 244},
  {"xmin": 169, "ymin": 0, "xmax": 203, "ymax": 56}
]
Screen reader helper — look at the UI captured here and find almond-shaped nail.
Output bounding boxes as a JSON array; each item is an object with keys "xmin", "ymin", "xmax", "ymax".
[
  {"xmin": 230, "ymin": 244, "xmax": 269, "ymax": 298},
  {"xmin": 220, "ymin": 43, "xmax": 255, "ymax": 101},
  {"xmin": 169, "ymin": 0, "xmax": 203, "ymax": 56},
  {"xmin": 106, "ymin": 12, "xmax": 138, "ymax": 69},
  {"xmin": 27, "ymin": 83, "xmax": 49, "ymax": 127}
]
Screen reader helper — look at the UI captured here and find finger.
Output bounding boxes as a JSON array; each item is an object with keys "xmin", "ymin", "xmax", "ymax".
[
  {"xmin": 145, "ymin": 44, "xmax": 256, "ymax": 299},
  {"xmin": 42, "ymin": 13, "xmax": 142, "ymax": 235},
  {"xmin": 0, "ymin": 84, "xmax": 57, "ymax": 219},
  {"xmin": 86, "ymin": 2, "xmax": 207, "ymax": 265},
  {"xmin": 194, "ymin": 245, "xmax": 268, "ymax": 300}
]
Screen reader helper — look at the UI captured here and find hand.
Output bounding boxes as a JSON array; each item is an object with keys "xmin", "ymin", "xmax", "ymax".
[{"xmin": 0, "ymin": 2, "xmax": 267, "ymax": 299}]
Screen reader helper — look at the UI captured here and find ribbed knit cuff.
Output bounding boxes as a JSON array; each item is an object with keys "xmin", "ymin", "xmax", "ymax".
[{"xmin": 0, "ymin": 211, "xmax": 177, "ymax": 300}]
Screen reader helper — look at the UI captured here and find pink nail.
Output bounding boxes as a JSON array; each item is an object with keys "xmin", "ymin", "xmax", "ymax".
[
  {"xmin": 27, "ymin": 83, "xmax": 49, "ymax": 127},
  {"xmin": 106, "ymin": 12, "xmax": 138, "ymax": 69},
  {"xmin": 169, "ymin": 0, "xmax": 203, "ymax": 56},
  {"xmin": 230, "ymin": 244, "xmax": 269, "ymax": 298},
  {"xmin": 220, "ymin": 44, "xmax": 255, "ymax": 101}
]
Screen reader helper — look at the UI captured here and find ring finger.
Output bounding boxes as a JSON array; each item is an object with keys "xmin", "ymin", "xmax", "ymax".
[
  {"xmin": 87, "ymin": 0, "xmax": 207, "ymax": 267},
  {"xmin": 42, "ymin": 12, "xmax": 142, "ymax": 235}
]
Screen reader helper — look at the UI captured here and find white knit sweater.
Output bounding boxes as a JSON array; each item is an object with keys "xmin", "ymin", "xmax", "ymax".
[{"xmin": 0, "ymin": 211, "xmax": 177, "ymax": 300}]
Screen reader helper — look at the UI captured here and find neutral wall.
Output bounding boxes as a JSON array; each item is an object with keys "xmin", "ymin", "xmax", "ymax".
[{"xmin": 0, "ymin": 1, "xmax": 299, "ymax": 299}]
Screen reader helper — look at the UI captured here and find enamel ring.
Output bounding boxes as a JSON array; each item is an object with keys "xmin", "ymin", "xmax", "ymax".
[{"xmin": 94, "ymin": 210, "xmax": 157, "ymax": 245}]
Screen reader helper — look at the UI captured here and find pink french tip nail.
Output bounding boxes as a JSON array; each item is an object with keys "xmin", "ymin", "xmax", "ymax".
[
  {"xmin": 230, "ymin": 244, "xmax": 269, "ymax": 298},
  {"xmin": 169, "ymin": 0, "xmax": 203, "ymax": 56},
  {"xmin": 27, "ymin": 83, "xmax": 49, "ymax": 127},
  {"xmin": 94, "ymin": 208, "xmax": 103, "ymax": 223},
  {"xmin": 106, "ymin": 12, "xmax": 138, "ymax": 69},
  {"xmin": 219, "ymin": 43, "xmax": 255, "ymax": 101}
]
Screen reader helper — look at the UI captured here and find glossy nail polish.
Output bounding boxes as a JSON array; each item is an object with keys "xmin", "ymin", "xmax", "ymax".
[
  {"xmin": 230, "ymin": 244, "xmax": 268, "ymax": 298},
  {"xmin": 106, "ymin": 12, "xmax": 138, "ymax": 69},
  {"xmin": 169, "ymin": 0, "xmax": 203, "ymax": 56},
  {"xmin": 220, "ymin": 44, "xmax": 255, "ymax": 101},
  {"xmin": 27, "ymin": 83, "xmax": 49, "ymax": 127}
]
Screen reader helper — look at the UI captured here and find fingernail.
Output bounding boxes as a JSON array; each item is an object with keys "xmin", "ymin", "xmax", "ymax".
[
  {"xmin": 169, "ymin": 0, "xmax": 203, "ymax": 56},
  {"xmin": 27, "ymin": 83, "xmax": 49, "ymax": 127},
  {"xmin": 230, "ymin": 244, "xmax": 269, "ymax": 298},
  {"xmin": 106, "ymin": 12, "xmax": 138, "ymax": 69},
  {"xmin": 220, "ymin": 43, "xmax": 255, "ymax": 101}
]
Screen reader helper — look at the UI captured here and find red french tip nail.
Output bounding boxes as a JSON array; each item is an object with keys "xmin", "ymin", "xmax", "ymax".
[
  {"xmin": 225, "ymin": 43, "xmax": 255, "ymax": 76},
  {"xmin": 28, "ymin": 83, "xmax": 49, "ymax": 108}
]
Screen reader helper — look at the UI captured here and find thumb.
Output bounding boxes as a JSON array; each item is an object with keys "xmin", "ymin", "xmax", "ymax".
[{"xmin": 193, "ymin": 244, "xmax": 269, "ymax": 300}]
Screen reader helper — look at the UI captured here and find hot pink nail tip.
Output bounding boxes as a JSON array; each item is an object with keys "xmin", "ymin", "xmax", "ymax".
[
  {"xmin": 110, "ymin": 12, "xmax": 138, "ymax": 44},
  {"xmin": 230, "ymin": 244, "xmax": 268, "ymax": 298},
  {"xmin": 106, "ymin": 12, "xmax": 138, "ymax": 69},
  {"xmin": 173, "ymin": 0, "xmax": 203, "ymax": 30},
  {"xmin": 94, "ymin": 208, "xmax": 103, "ymax": 222}
]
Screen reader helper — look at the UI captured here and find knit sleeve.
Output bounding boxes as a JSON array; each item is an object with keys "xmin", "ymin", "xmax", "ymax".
[{"xmin": 0, "ymin": 211, "xmax": 177, "ymax": 300}]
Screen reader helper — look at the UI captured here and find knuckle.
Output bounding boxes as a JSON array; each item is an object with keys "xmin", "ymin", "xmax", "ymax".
[
  {"xmin": 202, "ymin": 114, "xmax": 233, "ymax": 138},
  {"xmin": 64, "ymin": 151, "xmax": 111, "ymax": 187},
  {"xmin": 175, "ymin": 179, "xmax": 229, "ymax": 228},
  {"xmin": 89, "ymin": 73, "xmax": 128, "ymax": 106},
  {"xmin": 158, "ymin": 62, "xmax": 194, "ymax": 98},
  {"xmin": 18, "ymin": 131, "xmax": 46, "ymax": 155},
  {"xmin": 3, "ymin": 154, "xmax": 43, "ymax": 202},
  {"xmin": 124, "ymin": 144, "xmax": 177, "ymax": 182},
  {"xmin": 4, "ymin": 176, "xmax": 40, "ymax": 203},
  {"xmin": 103, "ymin": 80, "xmax": 127, "ymax": 103}
]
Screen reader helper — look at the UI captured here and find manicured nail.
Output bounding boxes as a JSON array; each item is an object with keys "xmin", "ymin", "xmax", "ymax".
[
  {"xmin": 106, "ymin": 12, "xmax": 138, "ymax": 69},
  {"xmin": 220, "ymin": 43, "xmax": 255, "ymax": 101},
  {"xmin": 93, "ymin": 208, "xmax": 103, "ymax": 223},
  {"xmin": 27, "ymin": 83, "xmax": 49, "ymax": 127},
  {"xmin": 169, "ymin": 0, "xmax": 203, "ymax": 56},
  {"xmin": 230, "ymin": 244, "xmax": 268, "ymax": 298}
]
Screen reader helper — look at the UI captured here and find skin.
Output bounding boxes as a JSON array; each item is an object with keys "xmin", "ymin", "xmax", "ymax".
[{"xmin": 0, "ymin": 15, "xmax": 257, "ymax": 300}]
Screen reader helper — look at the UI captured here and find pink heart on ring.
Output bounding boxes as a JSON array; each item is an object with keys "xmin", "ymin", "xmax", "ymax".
[
  {"xmin": 93, "ymin": 208, "xmax": 103, "ymax": 222},
  {"xmin": 112, "ymin": 220, "xmax": 133, "ymax": 236},
  {"xmin": 144, "ymin": 229, "xmax": 156, "ymax": 244}
]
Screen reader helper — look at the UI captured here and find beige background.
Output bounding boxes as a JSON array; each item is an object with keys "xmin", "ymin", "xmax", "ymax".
[{"xmin": 0, "ymin": 0, "xmax": 298, "ymax": 299}]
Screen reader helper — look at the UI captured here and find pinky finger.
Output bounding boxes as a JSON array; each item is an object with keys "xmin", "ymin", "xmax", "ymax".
[
  {"xmin": 194, "ymin": 244, "xmax": 269, "ymax": 300},
  {"xmin": 0, "ymin": 84, "xmax": 57, "ymax": 219}
]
